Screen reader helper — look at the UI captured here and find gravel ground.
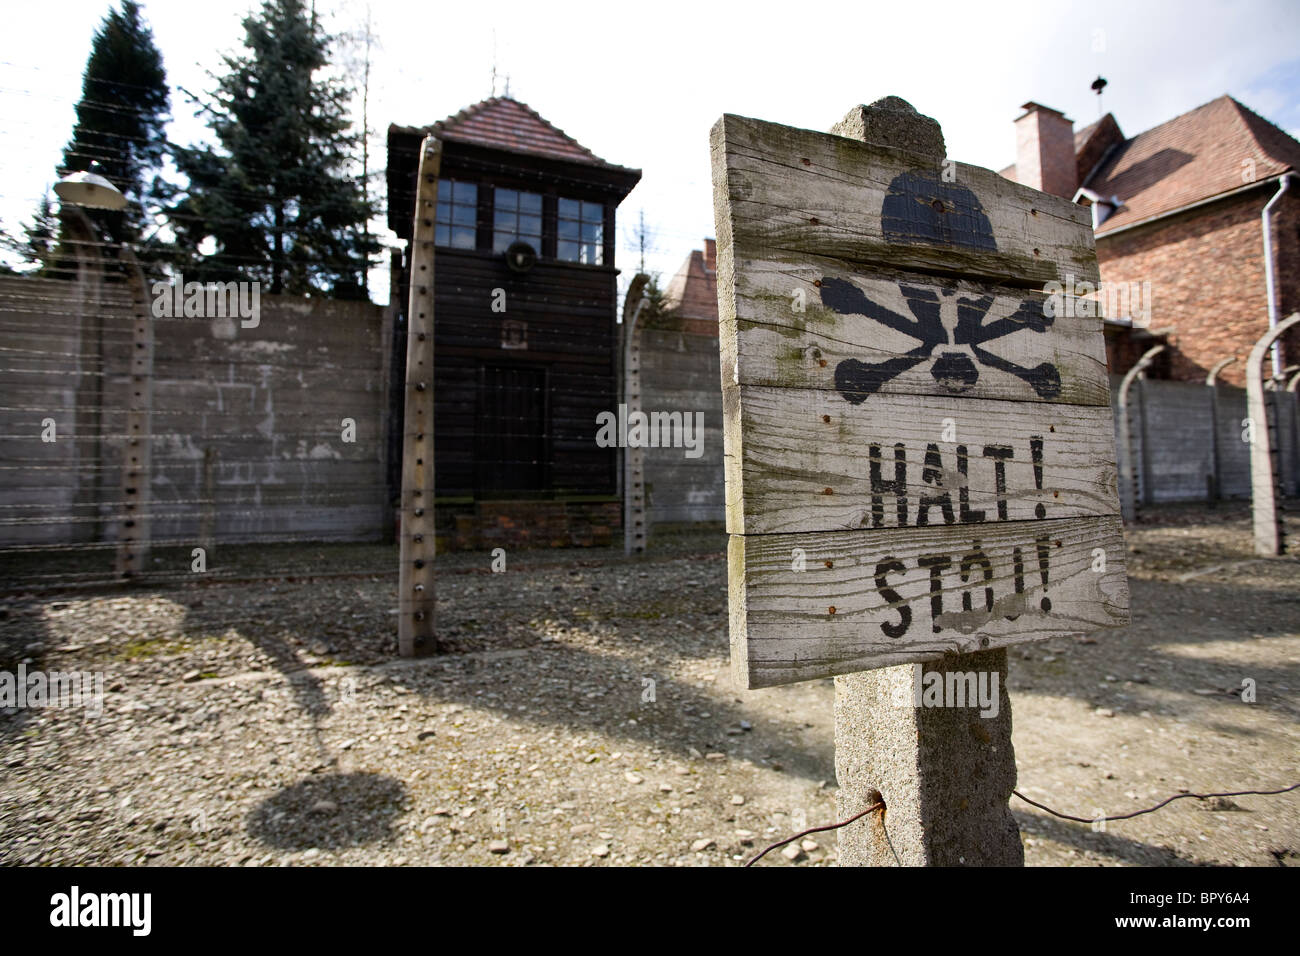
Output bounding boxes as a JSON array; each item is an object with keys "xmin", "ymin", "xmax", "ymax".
[{"xmin": 0, "ymin": 504, "xmax": 1296, "ymax": 867}]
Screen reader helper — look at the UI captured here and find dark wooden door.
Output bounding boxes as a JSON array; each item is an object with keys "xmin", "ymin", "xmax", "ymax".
[{"xmin": 476, "ymin": 365, "xmax": 548, "ymax": 492}]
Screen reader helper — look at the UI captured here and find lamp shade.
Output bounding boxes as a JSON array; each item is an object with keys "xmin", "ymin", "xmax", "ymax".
[{"xmin": 54, "ymin": 165, "xmax": 127, "ymax": 211}]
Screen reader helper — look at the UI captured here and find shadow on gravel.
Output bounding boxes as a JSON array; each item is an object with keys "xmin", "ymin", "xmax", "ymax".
[
  {"xmin": 0, "ymin": 599, "xmax": 55, "ymax": 744},
  {"xmin": 246, "ymin": 772, "xmax": 408, "ymax": 850},
  {"xmin": 1014, "ymin": 575, "xmax": 1300, "ymax": 719},
  {"xmin": 388, "ymin": 648, "xmax": 837, "ymax": 785},
  {"xmin": 1015, "ymin": 809, "xmax": 1206, "ymax": 866}
]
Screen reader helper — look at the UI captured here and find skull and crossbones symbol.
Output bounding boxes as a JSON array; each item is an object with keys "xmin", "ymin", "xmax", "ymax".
[{"xmin": 821, "ymin": 170, "xmax": 1061, "ymax": 405}]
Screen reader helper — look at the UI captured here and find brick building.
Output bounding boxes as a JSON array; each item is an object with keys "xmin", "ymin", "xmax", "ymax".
[{"xmin": 1001, "ymin": 96, "xmax": 1300, "ymax": 385}]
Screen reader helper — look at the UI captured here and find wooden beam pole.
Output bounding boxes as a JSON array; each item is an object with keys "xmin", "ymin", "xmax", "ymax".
[{"xmin": 398, "ymin": 136, "xmax": 441, "ymax": 656}]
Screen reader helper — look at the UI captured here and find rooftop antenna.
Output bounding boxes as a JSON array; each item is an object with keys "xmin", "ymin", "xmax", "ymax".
[
  {"xmin": 491, "ymin": 28, "xmax": 498, "ymax": 96},
  {"xmin": 1091, "ymin": 76, "xmax": 1108, "ymax": 118},
  {"xmin": 504, "ymin": 74, "xmax": 512, "ymax": 98}
]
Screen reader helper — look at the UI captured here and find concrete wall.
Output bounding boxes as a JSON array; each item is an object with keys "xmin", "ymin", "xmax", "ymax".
[
  {"xmin": 1114, "ymin": 373, "xmax": 1300, "ymax": 507},
  {"xmin": 0, "ymin": 275, "xmax": 122, "ymax": 545},
  {"xmin": 639, "ymin": 328, "xmax": 725, "ymax": 526},
  {"xmin": 0, "ymin": 274, "xmax": 391, "ymax": 550},
  {"xmin": 7, "ymin": 265, "xmax": 1294, "ymax": 564}
]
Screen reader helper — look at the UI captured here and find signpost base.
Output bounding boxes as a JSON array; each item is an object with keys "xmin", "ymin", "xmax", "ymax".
[{"xmin": 835, "ymin": 649, "xmax": 1021, "ymax": 866}]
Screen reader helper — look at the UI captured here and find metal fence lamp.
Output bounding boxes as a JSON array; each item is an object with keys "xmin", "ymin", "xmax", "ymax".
[{"xmin": 54, "ymin": 161, "xmax": 127, "ymax": 211}]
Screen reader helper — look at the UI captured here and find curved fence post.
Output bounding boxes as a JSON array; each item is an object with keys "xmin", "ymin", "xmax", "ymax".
[
  {"xmin": 1117, "ymin": 345, "xmax": 1165, "ymax": 523},
  {"xmin": 1205, "ymin": 356, "xmax": 1237, "ymax": 504},
  {"xmin": 622, "ymin": 273, "xmax": 650, "ymax": 556},
  {"xmin": 1247, "ymin": 312, "xmax": 1300, "ymax": 555}
]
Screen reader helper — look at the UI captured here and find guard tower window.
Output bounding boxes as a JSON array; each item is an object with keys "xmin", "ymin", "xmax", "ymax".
[
  {"xmin": 557, "ymin": 198, "xmax": 604, "ymax": 265},
  {"xmin": 492, "ymin": 188, "xmax": 543, "ymax": 253},
  {"xmin": 435, "ymin": 180, "xmax": 478, "ymax": 249}
]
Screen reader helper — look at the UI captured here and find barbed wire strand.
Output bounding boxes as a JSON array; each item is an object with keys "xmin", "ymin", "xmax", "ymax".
[
  {"xmin": 745, "ymin": 800, "xmax": 885, "ymax": 867},
  {"xmin": 1012, "ymin": 783, "xmax": 1300, "ymax": 824},
  {"xmin": 744, "ymin": 783, "xmax": 1300, "ymax": 866}
]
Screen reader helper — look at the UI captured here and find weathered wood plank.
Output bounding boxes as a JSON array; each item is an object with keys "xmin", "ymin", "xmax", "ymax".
[
  {"xmin": 710, "ymin": 113, "xmax": 1100, "ymax": 288},
  {"xmin": 724, "ymin": 385, "xmax": 1118, "ymax": 534},
  {"xmin": 729, "ymin": 515, "xmax": 1128, "ymax": 688},
  {"xmin": 721, "ymin": 254, "xmax": 1111, "ymax": 406}
]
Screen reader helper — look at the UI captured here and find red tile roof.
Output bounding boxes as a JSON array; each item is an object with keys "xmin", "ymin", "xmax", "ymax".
[
  {"xmin": 394, "ymin": 96, "xmax": 628, "ymax": 169},
  {"xmin": 1086, "ymin": 95, "xmax": 1300, "ymax": 234},
  {"xmin": 998, "ymin": 96, "xmax": 1300, "ymax": 234}
]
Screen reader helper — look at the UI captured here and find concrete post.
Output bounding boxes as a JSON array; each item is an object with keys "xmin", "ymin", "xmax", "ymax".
[
  {"xmin": 622, "ymin": 273, "xmax": 650, "ymax": 555},
  {"xmin": 113, "ymin": 245, "xmax": 154, "ymax": 579},
  {"xmin": 829, "ymin": 99, "xmax": 1022, "ymax": 867},
  {"xmin": 1249, "ymin": 313, "xmax": 1300, "ymax": 555},
  {"xmin": 1205, "ymin": 357, "xmax": 1237, "ymax": 504},
  {"xmin": 836, "ymin": 650, "xmax": 1020, "ymax": 865},
  {"xmin": 1116, "ymin": 345, "xmax": 1164, "ymax": 523}
]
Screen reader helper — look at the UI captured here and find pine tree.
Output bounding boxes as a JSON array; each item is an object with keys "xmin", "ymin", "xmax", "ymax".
[
  {"xmin": 61, "ymin": 0, "xmax": 170, "ymax": 247},
  {"xmin": 0, "ymin": 192, "xmax": 59, "ymax": 273},
  {"xmin": 639, "ymin": 274, "xmax": 681, "ymax": 331},
  {"xmin": 170, "ymin": 0, "xmax": 378, "ymax": 298}
]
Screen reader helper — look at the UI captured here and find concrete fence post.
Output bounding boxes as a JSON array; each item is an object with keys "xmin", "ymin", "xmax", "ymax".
[
  {"xmin": 1205, "ymin": 356, "xmax": 1237, "ymax": 504},
  {"xmin": 1247, "ymin": 312, "xmax": 1300, "ymax": 555},
  {"xmin": 113, "ymin": 245, "xmax": 155, "ymax": 580},
  {"xmin": 1117, "ymin": 345, "xmax": 1164, "ymax": 523},
  {"xmin": 622, "ymin": 273, "xmax": 650, "ymax": 556}
]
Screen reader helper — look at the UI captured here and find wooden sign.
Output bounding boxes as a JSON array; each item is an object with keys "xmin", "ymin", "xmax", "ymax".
[{"xmin": 712, "ymin": 108, "xmax": 1129, "ymax": 689}]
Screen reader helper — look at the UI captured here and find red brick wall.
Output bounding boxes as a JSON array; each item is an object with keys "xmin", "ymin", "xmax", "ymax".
[
  {"xmin": 433, "ymin": 498, "xmax": 621, "ymax": 552},
  {"xmin": 1274, "ymin": 189, "xmax": 1300, "ymax": 347},
  {"xmin": 1095, "ymin": 186, "xmax": 1300, "ymax": 386}
]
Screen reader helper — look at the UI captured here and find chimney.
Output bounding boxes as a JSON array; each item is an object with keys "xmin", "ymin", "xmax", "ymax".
[
  {"xmin": 703, "ymin": 238, "xmax": 716, "ymax": 275},
  {"xmin": 1014, "ymin": 102, "xmax": 1077, "ymax": 198}
]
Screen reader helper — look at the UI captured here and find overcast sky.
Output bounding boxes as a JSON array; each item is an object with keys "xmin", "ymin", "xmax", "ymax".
[{"xmin": 4, "ymin": 0, "xmax": 1299, "ymax": 302}]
